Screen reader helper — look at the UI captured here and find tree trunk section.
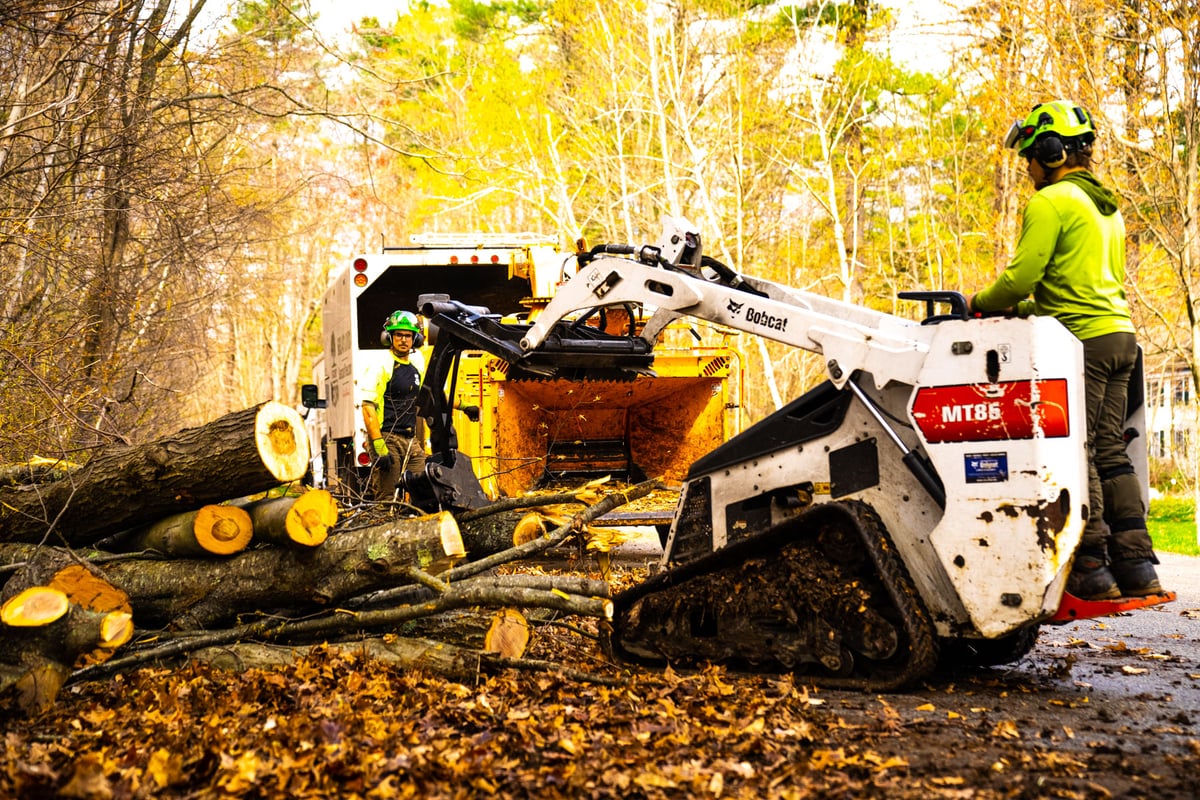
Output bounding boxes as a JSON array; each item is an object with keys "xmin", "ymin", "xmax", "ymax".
[
  {"xmin": 188, "ymin": 638, "xmax": 489, "ymax": 683},
  {"xmin": 97, "ymin": 511, "xmax": 465, "ymax": 630},
  {"xmin": 0, "ymin": 401, "xmax": 309, "ymax": 547},
  {"xmin": 458, "ymin": 510, "xmax": 532, "ymax": 559},
  {"xmin": 1, "ymin": 601, "xmax": 133, "ymax": 715},
  {"xmin": 484, "ymin": 608, "xmax": 530, "ymax": 658},
  {"xmin": 120, "ymin": 505, "xmax": 253, "ymax": 557},
  {"xmin": 233, "ymin": 490, "xmax": 338, "ymax": 548}
]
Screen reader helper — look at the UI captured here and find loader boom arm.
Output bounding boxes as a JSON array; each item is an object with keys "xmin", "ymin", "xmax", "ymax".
[{"xmin": 520, "ymin": 253, "xmax": 953, "ymax": 390}]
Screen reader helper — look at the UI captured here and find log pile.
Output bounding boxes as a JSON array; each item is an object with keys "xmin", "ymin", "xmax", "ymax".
[{"xmin": 0, "ymin": 403, "xmax": 658, "ymax": 715}]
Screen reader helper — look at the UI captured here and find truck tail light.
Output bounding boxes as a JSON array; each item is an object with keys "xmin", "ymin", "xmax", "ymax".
[
  {"xmin": 353, "ymin": 257, "xmax": 369, "ymax": 286},
  {"xmin": 357, "ymin": 449, "xmax": 371, "ymax": 466}
]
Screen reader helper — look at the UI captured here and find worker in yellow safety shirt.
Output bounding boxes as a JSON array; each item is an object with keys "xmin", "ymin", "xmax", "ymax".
[{"xmin": 361, "ymin": 310, "xmax": 427, "ymax": 501}]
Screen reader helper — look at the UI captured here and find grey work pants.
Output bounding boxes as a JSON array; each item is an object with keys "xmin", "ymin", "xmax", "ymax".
[{"xmin": 1079, "ymin": 332, "xmax": 1157, "ymax": 562}]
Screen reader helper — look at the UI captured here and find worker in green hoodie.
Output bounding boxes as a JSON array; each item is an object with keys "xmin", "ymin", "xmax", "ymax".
[{"xmin": 970, "ymin": 99, "xmax": 1162, "ymax": 601}]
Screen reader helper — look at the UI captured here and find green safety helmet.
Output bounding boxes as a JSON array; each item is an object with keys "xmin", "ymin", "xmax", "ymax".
[
  {"xmin": 1003, "ymin": 100, "xmax": 1096, "ymax": 168},
  {"xmin": 384, "ymin": 310, "xmax": 420, "ymax": 333},
  {"xmin": 381, "ymin": 310, "xmax": 423, "ymax": 347}
]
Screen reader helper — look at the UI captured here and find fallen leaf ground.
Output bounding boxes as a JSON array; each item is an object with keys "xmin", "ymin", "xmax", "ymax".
[{"xmin": 3, "ymin": 562, "xmax": 1198, "ymax": 799}]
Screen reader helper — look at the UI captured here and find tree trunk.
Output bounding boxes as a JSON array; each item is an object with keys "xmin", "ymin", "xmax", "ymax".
[
  {"xmin": 232, "ymin": 490, "xmax": 338, "ymax": 548},
  {"xmin": 1, "ymin": 588, "xmax": 133, "ymax": 716},
  {"xmin": 0, "ymin": 402, "xmax": 309, "ymax": 547},
  {"xmin": 458, "ymin": 510, "xmax": 540, "ymax": 559},
  {"xmin": 0, "ymin": 459, "xmax": 80, "ymax": 488},
  {"xmin": 96, "ymin": 511, "xmax": 464, "ymax": 630},
  {"xmin": 118, "ymin": 505, "xmax": 254, "ymax": 557}
]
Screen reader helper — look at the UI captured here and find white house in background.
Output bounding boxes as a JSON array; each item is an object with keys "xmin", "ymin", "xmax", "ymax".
[{"xmin": 1144, "ymin": 363, "xmax": 1196, "ymax": 465}]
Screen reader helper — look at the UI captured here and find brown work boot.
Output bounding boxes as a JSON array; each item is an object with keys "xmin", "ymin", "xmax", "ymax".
[
  {"xmin": 1066, "ymin": 553, "xmax": 1120, "ymax": 600},
  {"xmin": 1110, "ymin": 558, "xmax": 1163, "ymax": 597}
]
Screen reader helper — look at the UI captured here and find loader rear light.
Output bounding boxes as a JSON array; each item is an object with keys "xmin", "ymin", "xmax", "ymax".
[
  {"xmin": 352, "ymin": 257, "xmax": 369, "ymax": 286},
  {"xmin": 911, "ymin": 379, "xmax": 1070, "ymax": 443},
  {"xmin": 357, "ymin": 450, "xmax": 371, "ymax": 467},
  {"xmin": 354, "ymin": 273, "xmax": 368, "ymax": 287},
  {"xmin": 353, "ymin": 257, "xmax": 368, "ymax": 271}
]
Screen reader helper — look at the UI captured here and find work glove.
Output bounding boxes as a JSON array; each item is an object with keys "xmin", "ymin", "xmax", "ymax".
[
  {"xmin": 460, "ymin": 405, "xmax": 481, "ymax": 423},
  {"xmin": 372, "ymin": 437, "xmax": 392, "ymax": 471}
]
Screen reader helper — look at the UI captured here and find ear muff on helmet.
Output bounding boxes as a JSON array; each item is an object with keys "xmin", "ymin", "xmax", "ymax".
[
  {"xmin": 1006, "ymin": 99, "xmax": 1096, "ymax": 167},
  {"xmin": 1033, "ymin": 134, "xmax": 1066, "ymax": 168}
]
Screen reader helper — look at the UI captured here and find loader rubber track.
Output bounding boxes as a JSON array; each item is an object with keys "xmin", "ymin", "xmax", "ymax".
[{"xmin": 607, "ymin": 500, "xmax": 939, "ymax": 691}]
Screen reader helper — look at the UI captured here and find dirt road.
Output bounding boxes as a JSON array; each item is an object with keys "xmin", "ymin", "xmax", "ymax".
[
  {"xmin": 605, "ymin": 538, "xmax": 1200, "ymax": 798},
  {"xmin": 812, "ymin": 552, "xmax": 1200, "ymax": 798}
]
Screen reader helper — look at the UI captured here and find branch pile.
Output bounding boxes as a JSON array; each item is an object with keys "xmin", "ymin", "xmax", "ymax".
[{"xmin": 0, "ymin": 402, "xmax": 660, "ymax": 715}]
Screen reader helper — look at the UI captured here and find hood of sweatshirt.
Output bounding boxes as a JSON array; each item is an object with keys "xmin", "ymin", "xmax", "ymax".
[{"xmin": 1059, "ymin": 170, "xmax": 1119, "ymax": 216}]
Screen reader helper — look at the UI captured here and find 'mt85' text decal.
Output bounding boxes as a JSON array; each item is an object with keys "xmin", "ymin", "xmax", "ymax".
[{"xmin": 910, "ymin": 379, "xmax": 1070, "ymax": 443}]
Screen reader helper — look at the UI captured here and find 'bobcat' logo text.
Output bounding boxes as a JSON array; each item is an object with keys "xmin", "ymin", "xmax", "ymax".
[{"xmin": 745, "ymin": 306, "xmax": 789, "ymax": 332}]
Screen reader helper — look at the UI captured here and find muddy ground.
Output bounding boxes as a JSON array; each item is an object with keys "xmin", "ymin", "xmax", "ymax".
[
  {"xmin": 768, "ymin": 551, "xmax": 1200, "ymax": 799},
  {"xmin": 598, "ymin": 536, "xmax": 1200, "ymax": 799}
]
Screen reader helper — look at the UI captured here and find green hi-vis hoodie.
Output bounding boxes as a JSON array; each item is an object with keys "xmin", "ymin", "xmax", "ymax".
[{"xmin": 972, "ymin": 170, "xmax": 1134, "ymax": 341}]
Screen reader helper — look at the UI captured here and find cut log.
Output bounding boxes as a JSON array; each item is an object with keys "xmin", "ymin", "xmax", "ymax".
[
  {"xmin": 234, "ymin": 490, "xmax": 338, "ymax": 548},
  {"xmin": 484, "ymin": 608, "xmax": 530, "ymax": 658},
  {"xmin": 1, "ymin": 602, "xmax": 134, "ymax": 715},
  {"xmin": 1, "ymin": 586, "xmax": 69, "ymax": 626},
  {"xmin": 188, "ymin": 639, "xmax": 490, "ymax": 684},
  {"xmin": 80, "ymin": 584, "xmax": 613, "ymax": 683},
  {"xmin": 97, "ymin": 511, "xmax": 466, "ymax": 630},
  {"xmin": 118, "ymin": 504, "xmax": 253, "ymax": 557},
  {"xmin": 458, "ymin": 509, "xmax": 565, "ymax": 558},
  {"xmin": 0, "ymin": 401, "xmax": 309, "ymax": 547},
  {"xmin": 1, "ymin": 553, "xmax": 135, "ymax": 678},
  {"xmin": 458, "ymin": 510, "xmax": 530, "ymax": 558},
  {"xmin": 187, "ymin": 639, "xmax": 621, "ymax": 686}
]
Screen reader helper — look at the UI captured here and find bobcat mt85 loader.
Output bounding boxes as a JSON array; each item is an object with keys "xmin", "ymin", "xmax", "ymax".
[{"xmin": 407, "ymin": 219, "xmax": 1174, "ymax": 691}]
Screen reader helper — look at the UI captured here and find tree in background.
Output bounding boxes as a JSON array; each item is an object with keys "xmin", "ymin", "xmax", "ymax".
[
  {"xmin": 0, "ymin": 0, "xmax": 230, "ymax": 460},
  {"xmin": 3, "ymin": 0, "xmax": 1197, "ymax": 504},
  {"xmin": 0, "ymin": 0, "xmax": 400, "ymax": 462}
]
